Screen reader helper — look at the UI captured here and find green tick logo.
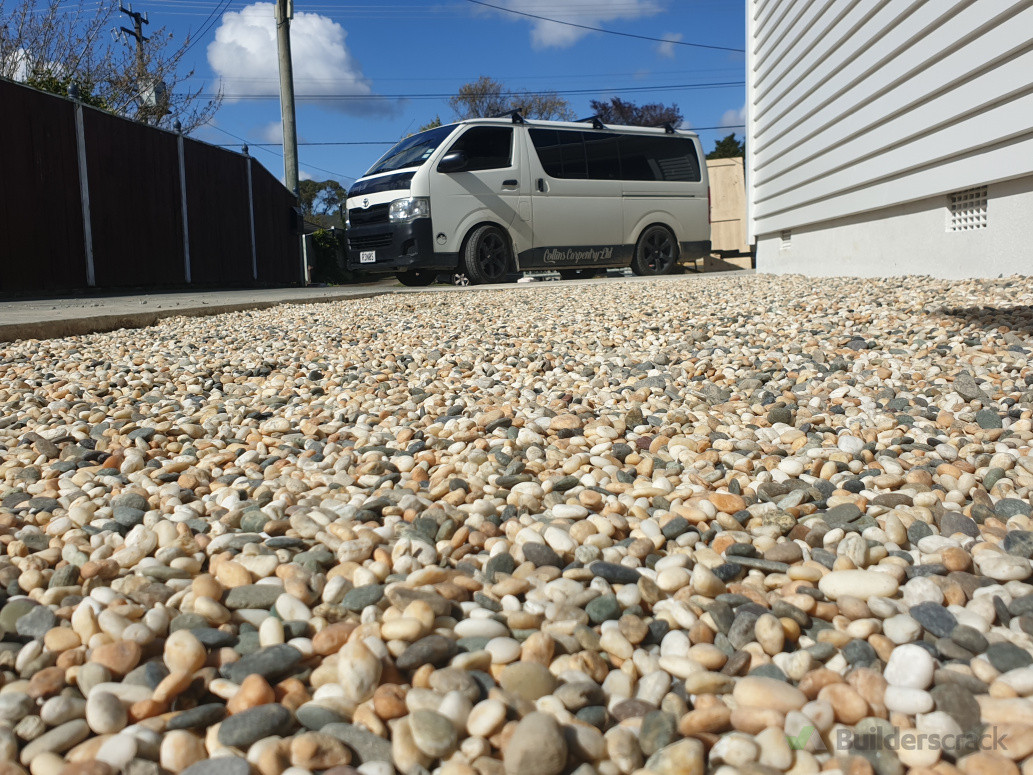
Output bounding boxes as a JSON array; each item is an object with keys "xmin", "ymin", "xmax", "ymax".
[{"xmin": 786, "ymin": 726, "xmax": 815, "ymax": 750}]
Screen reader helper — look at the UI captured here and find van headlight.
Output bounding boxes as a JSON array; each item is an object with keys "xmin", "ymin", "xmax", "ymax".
[{"xmin": 389, "ymin": 197, "xmax": 430, "ymax": 222}]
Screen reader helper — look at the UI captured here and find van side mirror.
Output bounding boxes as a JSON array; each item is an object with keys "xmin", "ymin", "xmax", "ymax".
[{"xmin": 437, "ymin": 151, "xmax": 468, "ymax": 173}]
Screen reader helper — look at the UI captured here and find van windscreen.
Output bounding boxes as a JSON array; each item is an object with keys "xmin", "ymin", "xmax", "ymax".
[{"xmin": 366, "ymin": 124, "xmax": 456, "ymax": 175}]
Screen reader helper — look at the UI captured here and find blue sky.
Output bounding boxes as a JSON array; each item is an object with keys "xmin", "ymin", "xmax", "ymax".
[{"xmin": 150, "ymin": 0, "xmax": 745, "ymax": 186}]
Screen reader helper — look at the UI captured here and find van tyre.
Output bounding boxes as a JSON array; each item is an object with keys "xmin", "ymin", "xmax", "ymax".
[
  {"xmin": 397, "ymin": 270, "xmax": 436, "ymax": 286},
  {"xmin": 631, "ymin": 225, "xmax": 678, "ymax": 276},
  {"xmin": 462, "ymin": 225, "xmax": 510, "ymax": 285}
]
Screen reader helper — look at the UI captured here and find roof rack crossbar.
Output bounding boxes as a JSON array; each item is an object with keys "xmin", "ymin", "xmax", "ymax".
[
  {"xmin": 492, "ymin": 109, "xmax": 526, "ymax": 124},
  {"xmin": 577, "ymin": 115, "xmax": 606, "ymax": 130},
  {"xmin": 578, "ymin": 115, "xmax": 607, "ymax": 130}
]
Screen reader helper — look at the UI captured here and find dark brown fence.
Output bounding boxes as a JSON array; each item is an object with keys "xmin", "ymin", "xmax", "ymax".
[{"xmin": 0, "ymin": 78, "xmax": 301, "ymax": 294}]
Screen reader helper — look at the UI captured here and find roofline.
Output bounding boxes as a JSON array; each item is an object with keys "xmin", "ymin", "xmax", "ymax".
[{"xmin": 447, "ymin": 116, "xmax": 701, "ymax": 138}]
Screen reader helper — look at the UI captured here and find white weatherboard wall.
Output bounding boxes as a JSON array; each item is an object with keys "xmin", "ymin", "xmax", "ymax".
[{"xmin": 747, "ymin": 0, "xmax": 1033, "ymax": 277}]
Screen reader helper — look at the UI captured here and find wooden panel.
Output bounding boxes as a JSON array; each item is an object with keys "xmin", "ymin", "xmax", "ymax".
[
  {"xmin": 755, "ymin": 84, "xmax": 1033, "ymax": 221},
  {"xmin": 84, "ymin": 110, "xmax": 184, "ymax": 287},
  {"xmin": 707, "ymin": 158, "xmax": 749, "ymax": 252},
  {"xmin": 754, "ymin": 1, "xmax": 960, "ymax": 142},
  {"xmin": 184, "ymin": 140, "xmax": 253, "ymax": 285},
  {"xmin": 0, "ymin": 81, "xmax": 86, "ymax": 292},
  {"xmin": 250, "ymin": 161, "xmax": 301, "ymax": 285},
  {"xmin": 756, "ymin": 19, "xmax": 1033, "ymax": 186},
  {"xmin": 754, "ymin": 0, "xmax": 879, "ymax": 103},
  {"xmin": 756, "ymin": 2, "xmax": 1024, "ymax": 154},
  {"xmin": 758, "ymin": 132, "xmax": 1033, "ymax": 230},
  {"xmin": 748, "ymin": 0, "xmax": 1033, "ymax": 236},
  {"xmin": 756, "ymin": 0, "xmax": 842, "ymax": 77}
]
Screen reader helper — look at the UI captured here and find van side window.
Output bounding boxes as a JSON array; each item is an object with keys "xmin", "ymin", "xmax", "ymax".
[
  {"xmin": 583, "ymin": 133, "xmax": 621, "ymax": 179},
  {"xmin": 529, "ymin": 129, "xmax": 562, "ymax": 177},
  {"xmin": 447, "ymin": 127, "xmax": 513, "ymax": 171},
  {"xmin": 529, "ymin": 129, "xmax": 588, "ymax": 179},
  {"xmin": 618, "ymin": 136, "xmax": 701, "ymax": 182}
]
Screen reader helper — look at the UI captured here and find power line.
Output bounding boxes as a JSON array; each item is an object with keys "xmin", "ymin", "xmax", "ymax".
[
  {"xmin": 216, "ymin": 141, "xmax": 394, "ymax": 146},
  {"xmin": 213, "ymin": 124, "xmax": 746, "ymax": 148},
  {"xmin": 463, "ymin": 0, "xmax": 744, "ymax": 53},
  {"xmin": 200, "ymin": 80, "xmax": 744, "ymax": 101},
  {"xmin": 179, "ymin": 0, "xmax": 232, "ymax": 58},
  {"xmin": 181, "ymin": 65, "xmax": 743, "ymax": 85},
  {"xmin": 203, "ymin": 123, "xmax": 355, "ymax": 182},
  {"xmin": 137, "ymin": 2, "xmax": 694, "ymax": 19}
]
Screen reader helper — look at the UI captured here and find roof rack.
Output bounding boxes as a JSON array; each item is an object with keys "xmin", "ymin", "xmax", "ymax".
[
  {"xmin": 577, "ymin": 115, "xmax": 606, "ymax": 130},
  {"xmin": 493, "ymin": 110, "xmax": 526, "ymax": 125},
  {"xmin": 662, "ymin": 123, "xmax": 677, "ymax": 134}
]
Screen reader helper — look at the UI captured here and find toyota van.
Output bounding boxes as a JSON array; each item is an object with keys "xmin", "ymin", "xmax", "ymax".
[{"xmin": 345, "ymin": 115, "xmax": 711, "ymax": 285}]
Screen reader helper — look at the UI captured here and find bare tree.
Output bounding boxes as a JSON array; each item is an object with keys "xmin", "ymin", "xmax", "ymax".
[
  {"xmin": 447, "ymin": 76, "xmax": 575, "ymax": 121},
  {"xmin": 589, "ymin": 97, "xmax": 683, "ymax": 127},
  {"xmin": 0, "ymin": 0, "xmax": 220, "ymax": 132}
]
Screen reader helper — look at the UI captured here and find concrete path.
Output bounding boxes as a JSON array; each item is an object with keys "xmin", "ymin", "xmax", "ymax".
[
  {"xmin": 0, "ymin": 270, "xmax": 752, "ymax": 342},
  {"xmin": 0, "ymin": 284, "xmax": 395, "ymax": 342}
]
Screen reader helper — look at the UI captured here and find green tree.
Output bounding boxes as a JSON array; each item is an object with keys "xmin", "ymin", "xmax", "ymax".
[
  {"xmin": 23, "ymin": 71, "xmax": 109, "ymax": 110},
  {"xmin": 0, "ymin": 0, "xmax": 220, "ymax": 131},
  {"xmin": 417, "ymin": 115, "xmax": 443, "ymax": 132},
  {"xmin": 309, "ymin": 229, "xmax": 354, "ymax": 284},
  {"xmin": 299, "ymin": 180, "xmax": 347, "ymax": 228},
  {"xmin": 446, "ymin": 76, "xmax": 575, "ymax": 121},
  {"xmin": 589, "ymin": 97, "xmax": 683, "ymax": 127},
  {"xmin": 707, "ymin": 133, "xmax": 745, "ymax": 159}
]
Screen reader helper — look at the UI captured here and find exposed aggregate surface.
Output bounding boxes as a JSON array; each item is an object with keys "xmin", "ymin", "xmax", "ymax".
[{"xmin": 3, "ymin": 274, "xmax": 1033, "ymax": 775}]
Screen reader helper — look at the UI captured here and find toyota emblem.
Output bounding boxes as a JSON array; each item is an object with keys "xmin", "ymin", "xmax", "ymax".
[{"xmin": 362, "ymin": 198, "xmax": 370, "ymax": 209}]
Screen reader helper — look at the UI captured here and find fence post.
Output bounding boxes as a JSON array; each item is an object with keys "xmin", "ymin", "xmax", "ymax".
[
  {"xmin": 175, "ymin": 120, "xmax": 191, "ymax": 283},
  {"xmin": 244, "ymin": 147, "xmax": 258, "ymax": 282},
  {"xmin": 69, "ymin": 84, "xmax": 96, "ymax": 287}
]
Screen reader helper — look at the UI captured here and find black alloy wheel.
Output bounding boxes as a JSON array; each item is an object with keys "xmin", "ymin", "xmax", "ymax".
[
  {"xmin": 462, "ymin": 225, "xmax": 510, "ymax": 284},
  {"xmin": 631, "ymin": 225, "xmax": 678, "ymax": 276}
]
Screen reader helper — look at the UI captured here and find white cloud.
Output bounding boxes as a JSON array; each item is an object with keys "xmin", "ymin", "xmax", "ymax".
[
  {"xmin": 493, "ymin": 0, "xmax": 665, "ymax": 48},
  {"xmin": 207, "ymin": 3, "xmax": 394, "ymax": 116},
  {"xmin": 259, "ymin": 120, "xmax": 284, "ymax": 144},
  {"xmin": 721, "ymin": 104, "xmax": 747, "ymax": 129},
  {"xmin": 655, "ymin": 33, "xmax": 682, "ymax": 59}
]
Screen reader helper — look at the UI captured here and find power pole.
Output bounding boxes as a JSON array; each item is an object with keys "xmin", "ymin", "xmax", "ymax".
[
  {"xmin": 119, "ymin": 3, "xmax": 162, "ymax": 124},
  {"xmin": 275, "ymin": 0, "xmax": 300, "ymax": 198},
  {"xmin": 119, "ymin": 4, "xmax": 148, "ymax": 82}
]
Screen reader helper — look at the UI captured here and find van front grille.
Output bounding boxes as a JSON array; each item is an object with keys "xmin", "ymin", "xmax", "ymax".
[
  {"xmin": 349, "ymin": 204, "xmax": 390, "ymax": 226},
  {"xmin": 349, "ymin": 232, "xmax": 393, "ymax": 250}
]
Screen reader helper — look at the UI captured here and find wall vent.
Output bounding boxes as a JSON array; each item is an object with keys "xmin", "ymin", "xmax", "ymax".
[
  {"xmin": 780, "ymin": 230, "xmax": 792, "ymax": 251},
  {"xmin": 947, "ymin": 186, "xmax": 988, "ymax": 232}
]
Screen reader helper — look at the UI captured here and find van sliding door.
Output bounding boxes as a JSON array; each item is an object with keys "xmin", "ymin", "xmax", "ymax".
[{"xmin": 525, "ymin": 129, "xmax": 623, "ymax": 269}]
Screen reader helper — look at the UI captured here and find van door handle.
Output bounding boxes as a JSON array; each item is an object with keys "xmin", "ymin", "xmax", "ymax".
[
  {"xmin": 537, "ymin": 178, "xmax": 547, "ymax": 192},
  {"xmin": 502, "ymin": 179, "xmax": 518, "ymax": 188}
]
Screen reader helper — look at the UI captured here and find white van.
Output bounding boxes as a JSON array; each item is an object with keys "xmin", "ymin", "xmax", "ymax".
[{"xmin": 345, "ymin": 115, "xmax": 710, "ymax": 285}]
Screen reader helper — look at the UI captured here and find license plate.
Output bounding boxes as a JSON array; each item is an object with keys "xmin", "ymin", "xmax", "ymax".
[{"xmin": 360, "ymin": 251, "xmax": 376, "ymax": 264}]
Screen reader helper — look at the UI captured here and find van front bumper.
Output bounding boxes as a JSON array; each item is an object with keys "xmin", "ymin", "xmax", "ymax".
[{"xmin": 346, "ymin": 218, "xmax": 457, "ymax": 273}]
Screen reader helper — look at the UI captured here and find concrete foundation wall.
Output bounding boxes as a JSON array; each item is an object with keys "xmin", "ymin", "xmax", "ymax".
[{"xmin": 756, "ymin": 175, "xmax": 1033, "ymax": 278}]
